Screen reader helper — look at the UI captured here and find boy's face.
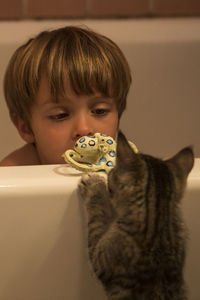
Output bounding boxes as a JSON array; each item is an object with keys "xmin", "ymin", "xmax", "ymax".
[{"xmin": 25, "ymin": 76, "xmax": 119, "ymax": 164}]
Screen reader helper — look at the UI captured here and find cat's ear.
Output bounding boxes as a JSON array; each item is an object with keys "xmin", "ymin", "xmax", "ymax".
[
  {"xmin": 167, "ymin": 147, "xmax": 194, "ymax": 176},
  {"xmin": 116, "ymin": 130, "xmax": 137, "ymax": 166}
]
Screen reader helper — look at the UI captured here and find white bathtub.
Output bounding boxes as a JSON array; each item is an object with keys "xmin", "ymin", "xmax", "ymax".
[
  {"xmin": 0, "ymin": 18, "xmax": 200, "ymax": 300},
  {"xmin": 0, "ymin": 165, "xmax": 107, "ymax": 300},
  {"xmin": 0, "ymin": 159, "xmax": 199, "ymax": 300}
]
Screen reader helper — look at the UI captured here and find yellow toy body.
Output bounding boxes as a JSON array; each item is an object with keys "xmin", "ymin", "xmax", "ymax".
[{"xmin": 62, "ymin": 133, "xmax": 138, "ymax": 173}]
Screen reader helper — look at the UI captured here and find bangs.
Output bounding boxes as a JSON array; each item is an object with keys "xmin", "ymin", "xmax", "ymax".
[
  {"xmin": 39, "ymin": 27, "xmax": 131, "ymax": 113},
  {"xmin": 4, "ymin": 26, "xmax": 131, "ymax": 124}
]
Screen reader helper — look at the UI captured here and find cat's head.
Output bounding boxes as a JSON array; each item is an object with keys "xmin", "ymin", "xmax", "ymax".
[{"xmin": 108, "ymin": 130, "xmax": 194, "ymax": 201}]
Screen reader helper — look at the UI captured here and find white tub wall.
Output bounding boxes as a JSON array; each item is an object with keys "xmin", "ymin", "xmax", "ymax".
[
  {"xmin": 0, "ymin": 161, "xmax": 199, "ymax": 300},
  {"xmin": 0, "ymin": 165, "xmax": 107, "ymax": 300},
  {"xmin": 0, "ymin": 18, "xmax": 200, "ymax": 159}
]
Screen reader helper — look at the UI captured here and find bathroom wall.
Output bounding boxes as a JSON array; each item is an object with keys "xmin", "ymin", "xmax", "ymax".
[
  {"xmin": 0, "ymin": 18, "xmax": 200, "ymax": 160},
  {"xmin": 0, "ymin": 0, "xmax": 200, "ymax": 18}
]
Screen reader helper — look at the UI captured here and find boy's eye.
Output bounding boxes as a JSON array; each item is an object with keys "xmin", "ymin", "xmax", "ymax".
[
  {"xmin": 49, "ymin": 113, "xmax": 69, "ymax": 120},
  {"xmin": 92, "ymin": 108, "xmax": 109, "ymax": 116}
]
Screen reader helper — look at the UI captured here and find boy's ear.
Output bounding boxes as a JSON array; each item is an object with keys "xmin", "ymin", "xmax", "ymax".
[{"xmin": 11, "ymin": 113, "xmax": 35, "ymax": 144}]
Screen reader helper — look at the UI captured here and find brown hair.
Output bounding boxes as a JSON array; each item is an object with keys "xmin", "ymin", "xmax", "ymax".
[{"xmin": 4, "ymin": 26, "xmax": 132, "ymax": 126}]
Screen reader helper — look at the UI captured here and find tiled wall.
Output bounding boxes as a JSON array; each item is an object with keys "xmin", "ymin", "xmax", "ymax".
[{"xmin": 0, "ymin": 0, "xmax": 200, "ymax": 19}]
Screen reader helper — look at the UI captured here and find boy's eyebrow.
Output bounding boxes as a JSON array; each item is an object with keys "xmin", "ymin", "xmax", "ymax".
[
  {"xmin": 39, "ymin": 95, "xmax": 71, "ymax": 106},
  {"xmin": 88, "ymin": 96, "xmax": 114, "ymax": 103},
  {"xmin": 39, "ymin": 98, "xmax": 59, "ymax": 107},
  {"xmin": 41, "ymin": 95, "xmax": 114, "ymax": 106}
]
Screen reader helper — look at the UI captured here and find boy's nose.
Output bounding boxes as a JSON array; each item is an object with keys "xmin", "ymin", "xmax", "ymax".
[{"xmin": 72, "ymin": 114, "xmax": 93, "ymax": 141}]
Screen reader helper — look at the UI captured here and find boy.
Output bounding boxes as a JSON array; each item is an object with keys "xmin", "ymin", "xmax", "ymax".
[{"xmin": 0, "ymin": 26, "xmax": 131, "ymax": 166}]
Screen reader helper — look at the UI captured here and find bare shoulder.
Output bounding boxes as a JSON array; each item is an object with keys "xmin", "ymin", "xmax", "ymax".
[{"xmin": 0, "ymin": 144, "xmax": 40, "ymax": 166}]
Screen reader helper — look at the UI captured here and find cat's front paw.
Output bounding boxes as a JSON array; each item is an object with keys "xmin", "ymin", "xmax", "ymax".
[{"xmin": 78, "ymin": 173, "xmax": 107, "ymax": 201}]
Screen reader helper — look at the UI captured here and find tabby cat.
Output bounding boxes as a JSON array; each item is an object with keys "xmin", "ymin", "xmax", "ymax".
[{"xmin": 79, "ymin": 131, "xmax": 194, "ymax": 300}]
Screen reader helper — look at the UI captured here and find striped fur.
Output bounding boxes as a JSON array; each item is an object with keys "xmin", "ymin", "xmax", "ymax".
[{"xmin": 79, "ymin": 131, "xmax": 194, "ymax": 300}]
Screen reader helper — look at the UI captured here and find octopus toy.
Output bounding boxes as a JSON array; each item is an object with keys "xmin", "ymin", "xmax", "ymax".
[{"xmin": 62, "ymin": 133, "xmax": 138, "ymax": 173}]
